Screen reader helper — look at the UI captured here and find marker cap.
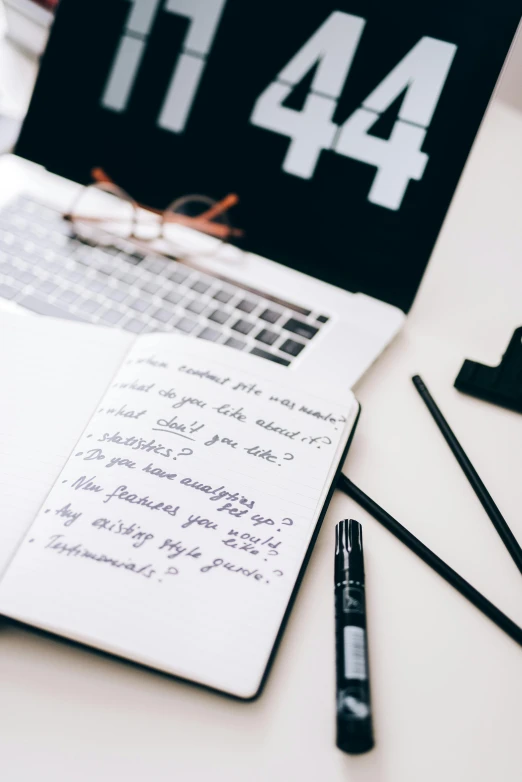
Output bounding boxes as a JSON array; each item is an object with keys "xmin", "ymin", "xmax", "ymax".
[{"xmin": 335, "ymin": 518, "xmax": 364, "ymax": 584}]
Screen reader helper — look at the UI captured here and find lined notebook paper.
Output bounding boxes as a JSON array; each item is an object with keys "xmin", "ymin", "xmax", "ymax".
[{"xmin": 0, "ymin": 314, "xmax": 358, "ymax": 698}]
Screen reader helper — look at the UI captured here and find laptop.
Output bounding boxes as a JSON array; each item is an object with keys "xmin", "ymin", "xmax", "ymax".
[{"xmin": 0, "ymin": 1, "xmax": 519, "ymax": 389}]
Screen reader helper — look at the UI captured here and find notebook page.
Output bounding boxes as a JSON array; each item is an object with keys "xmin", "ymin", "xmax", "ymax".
[
  {"xmin": 0, "ymin": 312, "xmax": 134, "ymax": 576},
  {"xmin": 0, "ymin": 333, "xmax": 357, "ymax": 698}
]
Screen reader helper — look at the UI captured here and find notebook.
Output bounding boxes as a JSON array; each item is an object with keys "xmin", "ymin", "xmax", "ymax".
[{"xmin": 0, "ymin": 311, "xmax": 359, "ymax": 698}]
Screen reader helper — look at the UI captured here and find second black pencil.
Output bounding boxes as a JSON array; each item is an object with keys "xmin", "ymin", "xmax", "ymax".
[{"xmin": 412, "ymin": 375, "xmax": 522, "ymax": 577}]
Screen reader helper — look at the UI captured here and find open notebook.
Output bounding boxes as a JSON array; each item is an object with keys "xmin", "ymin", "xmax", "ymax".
[{"xmin": 0, "ymin": 311, "xmax": 359, "ymax": 698}]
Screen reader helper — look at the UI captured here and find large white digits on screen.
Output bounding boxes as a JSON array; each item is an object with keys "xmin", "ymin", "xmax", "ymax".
[
  {"xmin": 250, "ymin": 17, "xmax": 457, "ymax": 210},
  {"xmin": 250, "ymin": 12, "xmax": 366, "ymax": 179},
  {"xmin": 334, "ymin": 37, "xmax": 457, "ymax": 210},
  {"xmin": 335, "ymin": 111, "xmax": 428, "ymax": 210},
  {"xmin": 158, "ymin": 0, "xmax": 228, "ymax": 133},
  {"xmin": 102, "ymin": 0, "xmax": 227, "ymax": 133},
  {"xmin": 102, "ymin": 0, "xmax": 163, "ymax": 113}
]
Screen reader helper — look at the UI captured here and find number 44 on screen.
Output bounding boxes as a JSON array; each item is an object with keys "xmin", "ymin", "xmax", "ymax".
[{"xmin": 251, "ymin": 12, "xmax": 457, "ymax": 211}]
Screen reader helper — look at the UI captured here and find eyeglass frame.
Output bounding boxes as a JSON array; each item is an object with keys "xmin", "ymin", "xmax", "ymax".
[{"xmin": 63, "ymin": 167, "xmax": 244, "ymax": 251}]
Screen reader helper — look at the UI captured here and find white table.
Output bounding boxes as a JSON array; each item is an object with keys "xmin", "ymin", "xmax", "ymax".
[{"xmin": 0, "ymin": 31, "xmax": 521, "ymax": 782}]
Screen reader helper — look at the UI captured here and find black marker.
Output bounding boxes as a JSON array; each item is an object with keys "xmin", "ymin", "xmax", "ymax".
[{"xmin": 335, "ymin": 519, "xmax": 374, "ymax": 754}]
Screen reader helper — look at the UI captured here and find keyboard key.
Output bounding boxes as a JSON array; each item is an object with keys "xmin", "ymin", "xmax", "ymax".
[
  {"xmin": 10, "ymin": 216, "xmax": 27, "ymax": 231},
  {"xmin": 129, "ymin": 251, "xmax": 146, "ymax": 263},
  {"xmin": 11, "ymin": 267, "xmax": 36, "ymax": 285},
  {"xmin": 58, "ymin": 289, "xmax": 80, "ymax": 305},
  {"xmin": 102, "ymin": 245, "xmax": 120, "ymax": 256},
  {"xmin": 142, "ymin": 279, "xmax": 161, "ymax": 295},
  {"xmin": 63, "ymin": 268, "xmax": 84, "ymax": 284},
  {"xmin": 21, "ymin": 241, "xmax": 37, "ymax": 255},
  {"xmin": 255, "ymin": 328, "xmax": 278, "ymax": 346},
  {"xmin": 129, "ymin": 297, "xmax": 150, "ymax": 313},
  {"xmin": 75, "ymin": 235, "xmax": 97, "ymax": 250},
  {"xmin": 259, "ymin": 308, "xmax": 281, "ymax": 324},
  {"xmin": 198, "ymin": 327, "xmax": 220, "ymax": 341},
  {"xmin": 37, "ymin": 279, "xmax": 59, "ymax": 296},
  {"xmin": 114, "ymin": 266, "xmax": 138, "ymax": 284},
  {"xmin": 225, "ymin": 337, "xmax": 246, "ymax": 350},
  {"xmin": 150, "ymin": 324, "xmax": 173, "ymax": 332},
  {"xmin": 106, "ymin": 287, "xmax": 128, "ymax": 303},
  {"xmin": 41, "ymin": 256, "xmax": 62, "ymax": 274},
  {"xmin": 73, "ymin": 250, "xmax": 94, "ymax": 267},
  {"xmin": 2, "ymin": 260, "xmax": 17, "ymax": 276},
  {"xmin": 18, "ymin": 294, "xmax": 85, "ymax": 321},
  {"xmin": 213, "ymin": 289, "xmax": 233, "ymax": 304},
  {"xmin": 236, "ymin": 298, "xmax": 256, "ymax": 314},
  {"xmin": 152, "ymin": 307, "xmax": 173, "ymax": 323},
  {"xmin": 186, "ymin": 298, "xmax": 207, "ymax": 315},
  {"xmin": 95, "ymin": 263, "xmax": 113, "ymax": 276},
  {"xmin": 56, "ymin": 234, "xmax": 74, "ymax": 249},
  {"xmin": 191, "ymin": 278, "xmax": 211, "ymax": 294},
  {"xmin": 77, "ymin": 298, "xmax": 101, "ymax": 314},
  {"xmin": 0, "ymin": 281, "xmax": 18, "ymax": 299},
  {"xmin": 29, "ymin": 223, "xmax": 48, "ymax": 238},
  {"xmin": 176, "ymin": 316, "xmax": 197, "ymax": 333},
  {"xmin": 316, "ymin": 314, "xmax": 329, "ymax": 324},
  {"xmin": 123, "ymin": 253, "xmax": 142, "ymax": 266},
  {"xmin": 208, "ymin": 309, "xmax": 229, "ymax": 325},
  {"xmin": 123, "ymin": 317, "xmax": 147, "ymax": 333},
  {"xmin": 87, "ymin": 278, "xmax": 106, "ymax": 293},
  {"xmin": 84, "ymin": 249, "xmax": 107, "ymax": 267},
  {"xmin": 16, "ymin": 248, "xmax": 39, "ymax": 265},
  {"xmin": 232, "ymin": 318, "xmax": 254, "ymax": 335},
  {"xmin": 115, "ymin": 242, "xmax": 133, "ymax": 257},
  {"xmin": 164, "ymin": 289, "xmax": 183, "ymax": 305},
  {"xmin": 120, "ymin": 271, "xmax": 140, "ymax": 286},
  {"xmin": 280, "ymin": 338, "xmax": 305, "ymax": 357},
  {"xmin": 100, "ymin": 309, "xmax": 124, "ymax": 325},
  {"xmin": 0, "ymin": 230, "xmax": 15, "ymax": 246},
  {"xmin": 283, "ymin": 317, "xmax": 318, "ymax": 340},
  {"xmin": 142, "ymin": 257, "xmax": 166, "ymax": 274},
  {"xmin": 250, "ymin": 347, "xmax": 290, "ymax": 366},
  {"xmin": 168, "ymin": 267, "xmax": 190, "ymax": 284}
]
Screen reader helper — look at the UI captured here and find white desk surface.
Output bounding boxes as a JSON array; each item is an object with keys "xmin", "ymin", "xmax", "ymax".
[{"xmin": 1, "ymin": 37, "xmax": 522, "ymax": 781}]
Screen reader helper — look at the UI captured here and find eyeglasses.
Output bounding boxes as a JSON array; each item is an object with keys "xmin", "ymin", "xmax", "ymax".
[{"xmin": 64, "ymin": 167, "xmax": 244, "ymax": 262}]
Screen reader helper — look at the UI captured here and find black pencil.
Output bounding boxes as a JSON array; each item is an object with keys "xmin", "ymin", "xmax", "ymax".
[
  {"xmin": 412, "ymin": 375, "xmax": 522, "ymax": 576},
  {"xmin": 337, "ymin": 474, "xmax": 522, "ymax": 648}
]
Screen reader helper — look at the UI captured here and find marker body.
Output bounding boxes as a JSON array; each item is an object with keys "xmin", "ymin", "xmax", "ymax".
[{"xmin": 335, "ymin": 519, "xmax": 374, "ymax": 754}]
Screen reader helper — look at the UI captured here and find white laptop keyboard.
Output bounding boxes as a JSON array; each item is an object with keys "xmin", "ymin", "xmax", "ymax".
[{"xmin": 0, "ymin": 197, "xmax": 330, "ymax": 366}]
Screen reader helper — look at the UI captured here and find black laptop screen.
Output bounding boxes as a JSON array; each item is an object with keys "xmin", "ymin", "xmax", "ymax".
[{"xmin": 15, "ymin": 1, "xmax": 520, "ymax": 312}]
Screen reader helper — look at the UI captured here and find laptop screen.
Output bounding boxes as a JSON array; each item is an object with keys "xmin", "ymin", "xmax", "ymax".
[{"xmin": 15, "ymin": 1, "xmax": 520, "ymax": 312}]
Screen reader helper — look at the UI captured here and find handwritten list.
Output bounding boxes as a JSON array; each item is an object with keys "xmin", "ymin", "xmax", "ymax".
[{"xmin": 0, "ymin": 332, "xmax": 356, "ymax": 697}]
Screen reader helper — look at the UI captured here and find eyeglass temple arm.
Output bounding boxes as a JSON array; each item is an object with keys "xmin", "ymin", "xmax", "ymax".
[
  {"xmin": 92, "ymin": 167, "xmax": 114, "ymax": 185},
  {"xmin": 92, "ymin": 167, "xmax": 239, "ymax": 221},
  {"xmin": 197, "ymin": 193, "xmax": 239, "ymax": 221}
]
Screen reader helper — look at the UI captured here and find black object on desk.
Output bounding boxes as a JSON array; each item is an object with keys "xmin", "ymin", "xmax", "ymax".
[
  {"xmin": 337, "ymin": 475, "xmax": 522, "ymax": 648},
  {"xmin": 412, "ymin": 375, "xmax": 522, "ymax": 576},
  {"xmin": 454, "ymin": 327, "xmax": 522, "ymax": 414},
  {"xmin": 335, "ymin": 519, "xmax": 374, "ymax": 755}
]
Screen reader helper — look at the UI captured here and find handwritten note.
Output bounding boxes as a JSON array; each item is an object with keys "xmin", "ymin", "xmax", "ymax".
[{"xmin": 0, "ymin": 332, "xmax": 356, "ymax": 697}]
